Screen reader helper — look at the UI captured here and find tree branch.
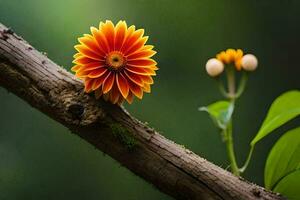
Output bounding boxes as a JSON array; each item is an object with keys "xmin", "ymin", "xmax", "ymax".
[{"xmin": 0, "ymin": 23, "xmax": 285, "ymax": 200}]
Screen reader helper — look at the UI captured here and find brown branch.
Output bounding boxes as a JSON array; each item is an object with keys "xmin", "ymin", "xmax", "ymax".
[{"xmin": 0, "ymin": 23, "xmax": 285, "ymax": 200}]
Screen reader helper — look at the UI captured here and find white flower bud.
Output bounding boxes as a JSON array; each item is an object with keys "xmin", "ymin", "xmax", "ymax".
[
  {"xmin": 241, "ymin": 54, "xmax": 258, "ymax": 71},
  {"xmin": 205, "ymin": 58, "xmax": 224, "ymax": 77}
]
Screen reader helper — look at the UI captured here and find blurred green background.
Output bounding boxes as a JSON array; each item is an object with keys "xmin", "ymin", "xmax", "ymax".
[{"xmin": 0, "ymin": 0, "xmax": 299, "ymax": 199}]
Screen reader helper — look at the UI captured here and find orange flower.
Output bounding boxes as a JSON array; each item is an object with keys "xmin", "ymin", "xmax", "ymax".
[
  {"xmin": 216, "ymin": 49, "xmax": 243, "ymax": 70},
  {"xmin": 72, "ymin": 20, "xmax": 158, "ymax": 104}
]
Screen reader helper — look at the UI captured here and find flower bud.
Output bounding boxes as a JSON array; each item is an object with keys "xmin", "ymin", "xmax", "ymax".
[
  {"xmin": 205, "ymin": 58, "xmax": 224, "ymax": 77},
  {"xmin": 241, "ymin": 54, "xmax": 258, "ymax": 71}
]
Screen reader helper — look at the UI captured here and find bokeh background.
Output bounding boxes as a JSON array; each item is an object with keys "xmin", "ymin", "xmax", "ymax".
[{"xmin": 0, "ymin": 0, "xmax": 300, "ymax": 199}]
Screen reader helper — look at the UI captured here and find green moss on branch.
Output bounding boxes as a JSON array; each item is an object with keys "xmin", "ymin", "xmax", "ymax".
[{"xmin": 110, "ymin": 123, "xmax": 136, "ymax": 150}]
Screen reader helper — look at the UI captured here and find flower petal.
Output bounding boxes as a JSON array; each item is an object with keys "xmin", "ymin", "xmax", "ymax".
[
  {"xmin": 73, "ymin": 56, "xmax": 100, "ymax": 65},
  {"xmin": 92, "ymin": 71, "xmax": 110, "ymax": 90},
  {"xmin": 75, "ymin": 45, "xmax": 103, "ymax": 60},
  {"xmin": 142, "ymin": 68, "xmax": 157, "ymax": 76},
  {"xmin": 102, "ymin": 72, "xmax": 115, "ymax": 94},
  {"xmin": 127, "ymin": 49, "xmax": 156, "ymax": 60},
  {"xmin": 142, "ymin": 84, "xmax": 151, "ymax": 93},
  {"xmin": 125, "ymin": 92, "xmax": 134, "ymax": 104},
  {"xmin": 110, "ymin": 83, "xmax": 121, "ymax": 104},
  {"xmin": 216, "ymin": 51, "xmax": 228, "ymax": 63},
  {"xmin": 121, "ymin": 28, "xmax": 144, "ymax": 53},
  {"xmin": 143, "ymin": 45, "xmax": 154, "ymax": 50},
  {"xmin": 88, "ymin": 68, "xmax": 108, "ymax": 78},
  {"xmin": 116, "ymin": 73, "xmax": 129, "ymax": 98},
  {"xmin": 124, "ymin": 36, "xmax": 148, "ymax": 55},
  {"xmin": 226, "ymin": 49, "xmax": 236, "ymax": 62},
  {"xmin": 76, "ymin": 70, "xmax": 90, "ymax": 78},
  {"xmin": 128, "ymin": 79, "xmax": 143, "ymax": 99},
  {"xmin": 126, "ymin": 66, "xmax": 157, "ymax": 76},
  {"xmin": 125, "ymin": 66, "xmax": 153, "ymax": 75},
  {"xmin": 78, "ymin": 61, "xmax": 105, "ymax": 71},
  {"xmin": 115, "ymin": 21, "xmax": 127, "ymax": 51},
  {"xmin": 71, "ymin": 65, "xmax": 81, "ymax": 72},
  {"xmin": 140, "ymin": 75, "xmax": 153, "ymax": 84},
  {"xmin": 100, "ymin": 20, "xmax": 115, "ymax": 51},
  {"xmin": 149, "ymin": 65, "xmax": 159, "ymax": 70},
  {"xmin": 73, "ymin": 53, "xmax": 82, "ymax": 58},
  {"xmin": 90, "ymin": 26, "xmax": 110, "ymax": 53},
  {"xmin": 78, "ymin": 34, "xmax": 106, "ymax": 57},
  {"xmin": 84, "ymin": 78, "xmax": 94, "ymax": 93},
  {"xmin": 235, "ymin": 59, "xmax": 242, "ymax": 71},
  {"xmin": 235, "ymin": 49, "xmax": 243, "ymax": 59},
  {"xmin": 127, "ymin": 59, "xmax": 157, "ymax": 67},
  {"xmin": 124, "ymin": 71, "xmax": 144, "ymax": 86}
]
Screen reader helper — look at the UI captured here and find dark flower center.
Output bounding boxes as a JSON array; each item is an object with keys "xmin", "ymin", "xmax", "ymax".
[{"xmin": 106, "ymin": 51, "xmax": 126, "ymax": 70}]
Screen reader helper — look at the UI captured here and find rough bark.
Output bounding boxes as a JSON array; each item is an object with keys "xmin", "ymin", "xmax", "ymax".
[{"xmin": 0, "ymin": 23, "xmax": 285, "ymax": 200}]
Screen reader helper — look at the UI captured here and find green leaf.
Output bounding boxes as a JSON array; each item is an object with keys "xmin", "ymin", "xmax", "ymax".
[
  {"xmin": 273, "ymin": 169, "xmax": 300, "ymax": 200},
  {"xmin": 264, "ymin": 127, "xmax": 300, "ymax": 189},
  {"xmin": 199, "ymin": 101, "xmax": 234, "ymax": 129},
  {"xmin": 251, "ymin": 90, "xmax": 300, "ymax": 146}
]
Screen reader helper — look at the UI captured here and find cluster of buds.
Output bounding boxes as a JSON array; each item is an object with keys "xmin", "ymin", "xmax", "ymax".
[{"xmin": 205, "ymin": 49, "xmax": 258, "ymax": 77}]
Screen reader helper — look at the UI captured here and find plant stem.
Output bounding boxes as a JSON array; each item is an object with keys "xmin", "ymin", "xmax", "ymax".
[
  {"xmin": 224, "ymin": 66, "xmax": 240, "ymax": 175},
  {"xmin": 217, "ymin": 77, "xmax": 229, "ymax": 98},
  {"xmin": 220, "ymin": 66, "xmax": 252, "ymax": 175},
  {"xmin": 226, "ymin": 66, "xmax": 236, "ymax": 99},
  {"xmin": 239, "ymin": 146, "xmax": 254, "ymax": 173},
  {"xmin": 224, "ymin": 119, "xmax": 240, "ymax": 176},
  {"xmin": 235, "ymin": 72, "xmax": 248, "ymax": 98}
]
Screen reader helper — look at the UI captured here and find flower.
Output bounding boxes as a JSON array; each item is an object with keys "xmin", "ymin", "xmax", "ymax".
[
  {"xmin": 205, "ymin": 58, "xmax": 224, "ymax": 77},
  {"xmin": 216, "ymin": 49, "xmax": 243, "ymax": 70},
  {"xmin": 241, "ymin": 54, "xmax": 258, "ymax": 71},
  {"xmin": 71, "ymin": 20, "xmax": 158, "ymax": 104}
]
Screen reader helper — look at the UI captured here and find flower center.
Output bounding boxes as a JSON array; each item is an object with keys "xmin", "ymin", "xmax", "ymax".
[{"xmin": 106, "ymin": 51, "xmax": 126, "ymax": 70}]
